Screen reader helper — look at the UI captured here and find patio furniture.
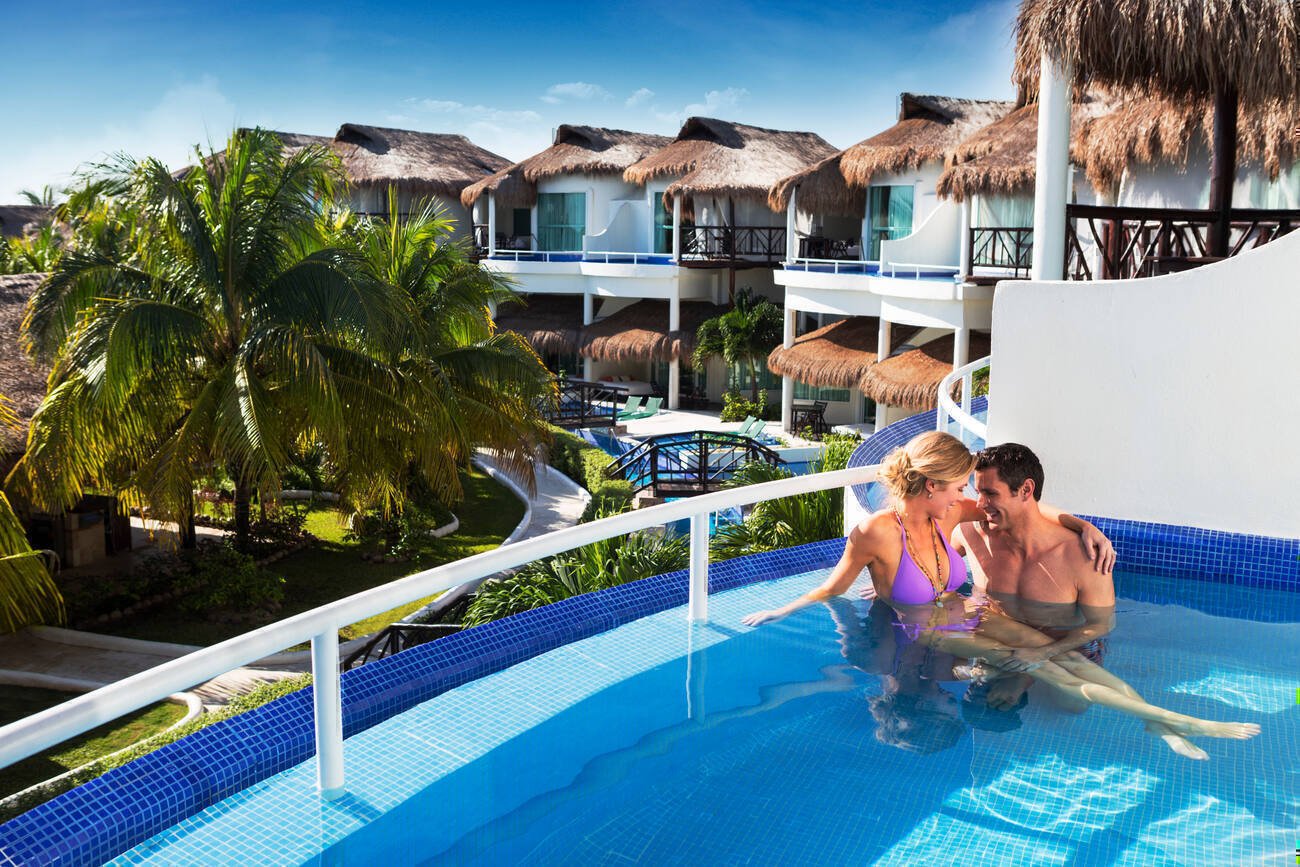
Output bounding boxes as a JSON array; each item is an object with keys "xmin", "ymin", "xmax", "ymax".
[
  {"xmin": 621, "ymin": 396, "xmax": 663, "ymax": 421},
  {"xmin": 735, "ymin": 415, "xmax": 757, "ymax": 436},
  {"xmin": 616, "ymin": 396, "xmax": 644, "ymax": 419},
  {"xmin": 791, "ymin": 400, "xmax": 830, "ymax": 438}
]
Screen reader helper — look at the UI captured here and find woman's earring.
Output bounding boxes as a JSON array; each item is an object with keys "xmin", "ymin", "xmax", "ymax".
[{"xmin": 927, "ymin": 491, "xmax": 933, "ymax": 499}]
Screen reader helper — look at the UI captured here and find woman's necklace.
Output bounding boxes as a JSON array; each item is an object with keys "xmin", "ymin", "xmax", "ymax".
[{"xmin": 896, "ymin": 507, "xmax": 947, "ymax": 606}]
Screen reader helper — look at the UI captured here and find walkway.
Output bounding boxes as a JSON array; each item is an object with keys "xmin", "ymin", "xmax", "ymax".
[{"xmin": 0, "ymin": 452, "xmax": 591, "ymax": 711}]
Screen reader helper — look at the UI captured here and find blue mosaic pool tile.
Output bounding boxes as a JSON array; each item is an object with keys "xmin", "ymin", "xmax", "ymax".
[{"xmin": 2, "ymin": 514, "xmax": 1296, "ymax": 867}]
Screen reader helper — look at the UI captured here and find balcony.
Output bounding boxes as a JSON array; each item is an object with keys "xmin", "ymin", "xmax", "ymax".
[
  {"xmin": 677, "ymin": 225, "xmax": 786, "ymax": 267},
  {"xmin": 964, "ymin": 205, "xmax": 1300, "ymax": 283}
]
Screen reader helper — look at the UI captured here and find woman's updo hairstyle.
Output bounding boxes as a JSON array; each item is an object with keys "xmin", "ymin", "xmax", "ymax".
[{"xmin": 878, "ymin": 431, "xmax": 976, "ymax": 501}]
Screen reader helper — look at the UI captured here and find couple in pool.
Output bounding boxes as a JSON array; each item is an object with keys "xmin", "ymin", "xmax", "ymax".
[{"xmin": 742, "ymin": 431, "xmax": 1260, "ymax": 757}]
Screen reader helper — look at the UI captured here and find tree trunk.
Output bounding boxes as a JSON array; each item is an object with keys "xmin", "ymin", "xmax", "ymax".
[
  {"xmin": 233, "ymin": 480, "xmax": 253, "ymax": 550},
  {"xmin": 1208, "ymin": 85, "xmax": 1238, "ymax": 258},
  {"xmin": 181, "ymin": 491, "xmax": 197, "ymax": 550},
  {"xmin": 749, "ymin": 359, "xmax": 760, "ymax": 403}
]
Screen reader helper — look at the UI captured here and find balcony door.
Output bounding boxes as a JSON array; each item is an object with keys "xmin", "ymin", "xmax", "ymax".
[
  {"xmin": 537, "ymin": 193, "xmax": 585, "ymax": 251},
  {"xmin": 866, "ymin": 186, "xmax": 914, "ymax": 260}
]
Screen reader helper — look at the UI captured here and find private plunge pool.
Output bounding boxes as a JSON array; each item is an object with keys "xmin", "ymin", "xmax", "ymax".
[{"xmin": 3, "ymin": 515, "xmax": 1298, "ymax": 865}]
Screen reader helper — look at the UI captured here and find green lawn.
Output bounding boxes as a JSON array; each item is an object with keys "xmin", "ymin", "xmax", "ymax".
[
  {"xmin": 0, "ymin": 686, "xmax": 186, "ymax": 799},
  {"xmin": 101, "ymin": 467, "xmax": 524, "ymax": 646}
]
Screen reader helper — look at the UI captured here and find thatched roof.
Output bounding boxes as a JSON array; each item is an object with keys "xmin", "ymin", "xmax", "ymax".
[
  {"xmin": 492, "ymin": 294, "xmax": 585, "ymax": 355},
  {"xmin": 936, "ymin": 95, "xmax": 1112, "ymax": 201},
  {"xmin": 460, "ymin": 126, "xmax": 671, "ymax": 208},
  {"xmin": 1013, "ymin": 0, "xmax": 1300, "ymax": 110},
  {"xmin": 0, "ymin": 206, "xmax": 54, "ymax": 239},
  {"xmin": 766, "ymin": 317, "xmax": 917, "ymax": 389},
  {"xmin": 260, "ymin": 124, "xmax": 510, "ymax": 199},
  {"xmin": 624, "ymin": 117, "xmax": 837, "ymax": 209},
  {"xmin": 577, "ymin": 300, "xmax": 725, "ymax": 363},
  {"xmin": 859, "ymin": 331, "xmax": 992, "ymax": 411},
  {"xmin": 1075, "ymin": 93, "xmax": 1300, "ymax": 189},
  {"xmin": 0, "ymin": 274, "xmax": 49, "ymax": 454},
  {"xmin": 769, "ymin": 95, "xmax": 1015, "ymax": 214}
]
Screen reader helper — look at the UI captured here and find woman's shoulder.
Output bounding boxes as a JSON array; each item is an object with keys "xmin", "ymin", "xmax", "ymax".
[{"xmin": 853, "ymin": 510, "xmax": 900, "ymax": 545}]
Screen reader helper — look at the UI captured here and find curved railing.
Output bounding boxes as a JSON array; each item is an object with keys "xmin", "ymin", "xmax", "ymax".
[
  {"xmin": 936, "ymin": 355, "xmax": 990, "ymax": 444},
  {"xmin": 0, "ymin": 463, "xmax": 878, "ymax": 798}
]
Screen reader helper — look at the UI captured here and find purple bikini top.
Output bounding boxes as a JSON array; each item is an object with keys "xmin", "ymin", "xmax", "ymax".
[{"xmin": 890, "ymin": 515, "xmax": 967, "ymax": 605}]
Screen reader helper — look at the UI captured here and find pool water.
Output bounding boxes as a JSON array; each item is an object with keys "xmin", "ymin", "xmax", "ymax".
[{"xmin": 115, "ymin": 569, "xmax": 1299, "ymax": 865}]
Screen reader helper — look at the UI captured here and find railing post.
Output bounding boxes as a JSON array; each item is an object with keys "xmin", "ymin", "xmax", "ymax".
[
  {"xmin": 311, "ymin": 628, "xmax": 345, "ymax": 799},
  {"xmin": 688, "ymin": 512, "xmax": 710, "ymax": 623}
]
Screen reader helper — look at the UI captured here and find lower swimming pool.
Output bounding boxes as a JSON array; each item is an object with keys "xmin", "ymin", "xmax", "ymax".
[{"xmin": 113, "ymin": 566, "xmax": 1299, "ymax": 865}]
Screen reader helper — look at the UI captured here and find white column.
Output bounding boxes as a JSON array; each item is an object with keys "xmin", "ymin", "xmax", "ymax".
[
  {"xmin": 671, "ymin": 195, "xmax": 681, "ymax": 262},
  {"xmin": 582, "ymin": 293, "xmax": 594, "ymax": 381},
  {"xmin": 785, "ymin": 186, "xmax": 798, "ymax": 262},
  {"xmin": 486, "ymin": 193, "xmax": 497, "ymax": 258},
  {"xmin": 1031, "ymin": 50, "xmax": 1072, "ymax": 281},
  {"xmin": 688, "ymin": 512, "xmax": 709, "ymax": 622},
  {"xmin": 781, "ymin": 307, "xmax": 795, "ymax": 431},
  {"xmin": 958, "ymin": 198, "xmax": 972, "ymax": 279},
  {"xmin": 646, "ymin": 187, "xmax": 656, "ymax": 253},
  {"xmin": 877, "ymin": 318, "xmax": 892, "ymax": 362},
  {"xmin": 953, "ymin": 326, "xmax": 970, "ymax": 370},
  {"xmin": 311, "ymin": 628, "xmax": 344, "ymax": 799},
  {"xmin": 668, "ymin": 294, "xmax": 681, "ymax": 409}
]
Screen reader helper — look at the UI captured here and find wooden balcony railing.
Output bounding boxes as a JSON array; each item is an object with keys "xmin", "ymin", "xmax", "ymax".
[
  {"xmin": 679, "ymin": 225, "xmax": 786, "ymax": 264},
  {"xmin": 965, "ymin": 206, "xmax": 1300, "ymax": 283},
  {"xmin": 969, "ymin": 227, "xmax": 1033, "ymax": 278},
  {"xmin": 1065, "ymin": 204, "xmax": 1300, "ymax": 280}
]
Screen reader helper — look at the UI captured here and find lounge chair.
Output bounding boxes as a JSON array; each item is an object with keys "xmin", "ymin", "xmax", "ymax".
[
  {"xmin": 622, "ymin": 396, "xmax": 663, "ymax": 421},
  {"xmin": 735, "ymin": 415, "xmax": 757, "ymax": 436},
  {"xmin": 616, "ymin": 396, "xmax": 644, "ymax": 419}
]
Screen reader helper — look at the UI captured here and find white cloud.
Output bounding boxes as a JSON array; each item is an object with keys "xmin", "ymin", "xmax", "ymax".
[
  {"xmin": 624, "ymin": 87, "xmax": 655, "ymax": 108},
  {"xmin": 0, "ymin": 75, "xmax": 238, "ymax": 200},
  {"xmin": 406, "ymin": 98, "xmax": 542, "ymax": 124},
  {"xmin": 655, "ymin": 87, "xmax": 750, "ymax": 124},
  {"xmin": 540, "ymin": 81, "xmax": 610, "ymax": 104}
]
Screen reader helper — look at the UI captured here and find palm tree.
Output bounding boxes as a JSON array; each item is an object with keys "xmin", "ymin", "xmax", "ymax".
[
  {"xmin": 0, "ymin": 394, "xmax": 63, "ymax": 632},
  {"xmin": 323, "ymin": 188, "xmax": 555, "ymax": 508},
  {"xmin": 693, "ymin": 287, "xmax": 783, "ymax": 403},
  {"xmin": 15, "ymin": 128, "xmax": 416, "ymax": 547}
]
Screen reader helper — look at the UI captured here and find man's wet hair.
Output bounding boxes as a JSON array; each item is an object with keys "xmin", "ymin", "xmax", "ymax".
[{"xmin": 975, "ymin": 443, "xmax": 1044, "ymax": 501}]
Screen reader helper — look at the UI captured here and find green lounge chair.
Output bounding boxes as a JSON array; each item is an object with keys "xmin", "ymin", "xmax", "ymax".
[
  {"xmin": 616, "ymin": 396, "xmax": 644, "ymax": 419},
  {"xmin": 735, "ymin": 415, "xmax": 757, "ymax": 436},
  {"xmin": 622, "ymin": 396, "xmax": 663, "ymax": 421}
]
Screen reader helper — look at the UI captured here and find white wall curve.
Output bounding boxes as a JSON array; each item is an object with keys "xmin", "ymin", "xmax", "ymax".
[{"xmin": 987, "ymin": 233, "xmax": 1300, "ymax": 537}]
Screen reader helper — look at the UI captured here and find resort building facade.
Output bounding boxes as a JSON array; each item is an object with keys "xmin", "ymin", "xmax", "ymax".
[{"xmin": 467, "ymin": 119, "xmax": 836, "ymax": 409}]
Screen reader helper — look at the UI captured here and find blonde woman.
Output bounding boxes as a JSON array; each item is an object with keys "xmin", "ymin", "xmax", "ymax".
[{"xmin": 742, "ymin": 431, "xmax": 1260, "ymax": 754}]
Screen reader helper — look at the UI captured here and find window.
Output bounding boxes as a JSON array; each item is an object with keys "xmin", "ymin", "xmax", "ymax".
[
  {"xmin": 731, "ymin": 363, "xmax": 781, "ymax": 393},
  {"xmin": 975, "ymin": 195, "xmax": 1034, "ymax": 228},
  {"xmin": 511, "ymin": 208, "xmax": 531, "ymax": 239},
  {"xmin": 867, "ymin": 186, "xmax": 915, "ymax": 259},
  {"xmin": 537, "ymin": 193, "xmax": 585, "ymax": 251},
  {"xmin": 794, "ymin": 381, "xmax": 850, "ymax": 403},
  {"xmin": 543, "ymin": 351, "xmax": 582, "ymax": 379},
  {"xmin": 653, "ymin": 361, "xmax": 707, "ymax": 395},
  {"xmin": 650, "ymin": 194, "xmax": 670, "ymax": 252}
]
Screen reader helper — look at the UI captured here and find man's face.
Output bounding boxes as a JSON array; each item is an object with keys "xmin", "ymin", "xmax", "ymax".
[{"xmin": 974, "ymin": 467, "xmax": 1028, "ymax": 526}]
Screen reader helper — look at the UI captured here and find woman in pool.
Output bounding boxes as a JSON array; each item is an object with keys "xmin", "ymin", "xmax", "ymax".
[{"xmin": 741, "ymin": 431, "xmax": 1260, "ymax": 754}]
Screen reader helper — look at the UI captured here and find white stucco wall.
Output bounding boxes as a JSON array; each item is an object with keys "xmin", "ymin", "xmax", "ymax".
[
  {"xmin": 1118, "ymin": 143, "xmax": 1300, "ymax": 209},
  {"xmin": 986, "ymin": 232, "xmax": 1300, "ymax": 538},
  {"xmin": 536, "ymin": 175, "xmax": 643, "ymax": 248}
]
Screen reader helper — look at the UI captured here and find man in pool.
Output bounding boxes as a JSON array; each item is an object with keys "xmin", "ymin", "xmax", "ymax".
[{"xmin": 954, "ymin": 443, "xmax": 1117, "ymax": 712}]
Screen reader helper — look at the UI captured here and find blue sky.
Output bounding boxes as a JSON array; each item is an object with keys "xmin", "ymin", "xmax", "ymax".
[{"xmin": 0, "ymin": 0, "xmax": 1019, "ymax": 200}]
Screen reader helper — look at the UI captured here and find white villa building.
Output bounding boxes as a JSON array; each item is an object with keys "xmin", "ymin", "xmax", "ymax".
[{"xmin": 465, "ymin": 119, "xmax": 836, "ymax": 408}]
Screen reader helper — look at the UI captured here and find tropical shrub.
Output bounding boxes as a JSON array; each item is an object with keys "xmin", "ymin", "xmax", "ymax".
[
  {"xmin": 177, "ymin": 543, "xmax": 284, "ymax": 616},
  {"xmin": 544, "ymin": 425, "xmax": 634, "ymax": 517},
  {"xmin": 463, "ymin": 517, "xmax": 688, "ymax": 626},
  {"xmin": 693, "ymin": 288, "xmax": 783, "ymax": 402},
  {"xmin": 710, "ymin": 433, "xmax": 860, "ymax": 561},
  {"xmin": 720, "ymin": 390, "xmax": 769, "ymax": 422}
]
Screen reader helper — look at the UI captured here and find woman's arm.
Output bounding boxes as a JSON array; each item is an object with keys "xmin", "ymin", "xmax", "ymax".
[
  {"xmin": 741, "ymin": 522, "xmax": 879, "ymax": 626},
  {"xmin": 951, "ymin": 499, "xmax": 1115, "ymax": 573}
]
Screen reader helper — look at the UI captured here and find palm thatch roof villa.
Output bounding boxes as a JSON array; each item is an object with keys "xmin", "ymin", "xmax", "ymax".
[
  {"xmin": 264, "ymin": 123, "xmax": 510, "ymax": 244},
  {"xmin": 764, "ymin": 93, "xmax": 1012, "ymax": 432},
  {"xmin": 470, "ymin": 119, "xmax": 832, "ymax": 410}
]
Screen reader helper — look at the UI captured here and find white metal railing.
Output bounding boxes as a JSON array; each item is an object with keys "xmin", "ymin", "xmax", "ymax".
[
  {"xmin": 785, "ymin": 257, "xmax": 878, "ymax": 274},
  {"xmin": 581, "ymin": 251, "xmax": 673, "ymax": 265},
  {"xmin": 0, "ymin": 464, "xmax": 878, "ymax": 799},
  {"xmin": 489, "ymin": 249, "xmax": 581, "ymax": 262},
  {"xmin": 937, "ymin": 354, "xmax": 990, "ymax": 442},
  {"xmin": 880, "ymin": 261, "xmax": 962, "ymax": 279}
]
